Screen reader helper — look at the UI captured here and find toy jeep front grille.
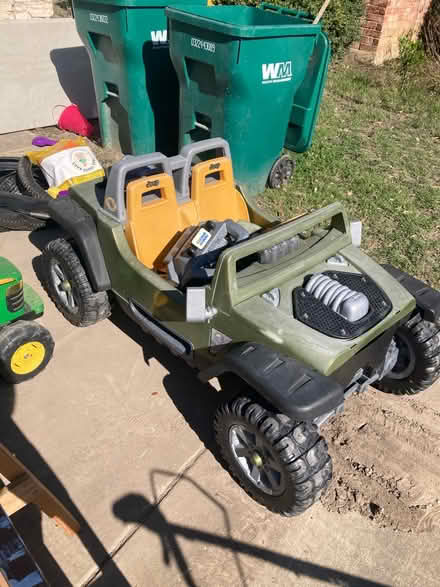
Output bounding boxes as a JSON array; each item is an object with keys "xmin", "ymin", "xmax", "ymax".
[{"xmin": 293, "ymin": 272, "xmax": 392, "ymax": 339}]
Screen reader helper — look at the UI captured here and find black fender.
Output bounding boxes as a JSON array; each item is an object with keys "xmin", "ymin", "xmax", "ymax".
[
  {"xmin": 199, "ymin": 342, "xmax": 344, "ymax": 421},
  {"xmin": 0, "ymin": 191, "xmax": 110, "ymax": 292},
  {"xmin": 382, "ymin": 264, "xmax": 440, "ymax": 323}
]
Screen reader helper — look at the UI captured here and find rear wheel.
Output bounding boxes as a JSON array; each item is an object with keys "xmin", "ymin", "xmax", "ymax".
[
  {"xmin": 374, "ymin": 313, "xmax": 440, "ymax": 395},
  {"xmin": 0, "ymin": 170, "xmax": 49, "ymax": 230},
  {"xmin": 17, "ymin": 156, "xmax": 50, "ymax": 201},
  {"xmin": 214, "ymin": 395, "xmax": 332, "ymax": 516},
  {"xmin": 268, "ymin": 155, "xmax": 295, "ymax": 189},
  {"xmin": 0, "ymin": 321, "xmax": 54, "ymax": 383},
  {"xmin": 0, "ymin": 208, "xmax": 46, "ymax": 232},
  {"xmin": 41, "ymin": 238, "xmax": 111, "ymax": 327}
]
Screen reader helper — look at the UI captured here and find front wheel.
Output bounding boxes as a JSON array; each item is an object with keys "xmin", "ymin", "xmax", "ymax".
[
  {"xmin": 41, "ymin": 238, "xmax": 111, "ymax": 327},
  {"xmin": 374, "ymin": 313, "xmax": 440, "ymax": 395},
  {"xmin": 0, "ymin": 321, "xmax": 54, "ymax": 383},
  {"xmin": 214, "ymin": 396, "xmax": 332, "ymax": 516}
]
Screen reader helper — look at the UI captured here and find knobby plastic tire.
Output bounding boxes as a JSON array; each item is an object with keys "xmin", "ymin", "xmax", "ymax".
[
  {"xmin": 41, "ymin": 238, "xmax": 111, "ymax": 327},
  {"xmin": 17, "ymin": 156, "xmax": 51, "ymax": 201},
  {"xmin": 374, "ymin": 312, "xmax": 440, "ymax": 395},
  {"xmin": 214, "ymin": 395, "xmax": 332, "ymax": 516}
]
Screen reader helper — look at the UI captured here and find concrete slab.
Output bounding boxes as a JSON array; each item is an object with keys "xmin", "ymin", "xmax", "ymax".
[
  {"xmin": 0, "ymin": 231, "xmax": 220, "ymax": 585},
  {"xmin": 2, "ymin": 230, "xmax": 440, "ymax": 587},
  {"xmin": 0, "ymin": 18, "xmax": 96, "ymax": 135},
  {"xmin": 0, "ymin": 130, "xmax": 38, "ymax": 156},
  {"xmin": 100, "ymin": 449, "xmax": 440, "ymax": 587}
]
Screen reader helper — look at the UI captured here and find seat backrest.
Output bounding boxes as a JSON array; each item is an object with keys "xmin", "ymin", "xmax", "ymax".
[
  {"xmin": 125, "ymin": 173, "xmax": 180, "ymax": 269},
  {"xmin": 191, "ymin": 157, "xmax": 250, "ymax": 223}
]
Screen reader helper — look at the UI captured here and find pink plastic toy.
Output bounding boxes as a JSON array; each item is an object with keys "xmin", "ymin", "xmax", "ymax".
[{"xmin": 58, "ymin": 105, "xmax": 94, "ymax": 138}]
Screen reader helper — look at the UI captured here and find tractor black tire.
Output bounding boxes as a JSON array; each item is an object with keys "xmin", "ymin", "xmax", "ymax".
[
  {"xmin": 0, "ymin": 321, "xmax": 54, "ymax": 384},
  {"xmin": 374, "ymin": 313, "xmax": 440, "ymax": 395},
  {"xmin": 214, "ymin": 395, "xmax": 332, "ymax": 516},
  {"xmin": 41, "ymin": 238, "xmax": 111, "ymax": 327},
  {"xmin": 17, "ymin": 156, "xmax": 51, "ymax": 201}
]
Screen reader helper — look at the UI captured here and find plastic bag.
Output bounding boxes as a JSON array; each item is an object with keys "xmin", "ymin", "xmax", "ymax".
[{"xmin": 27, "ymin": 139, "xmax": 104, "ymax": 198}]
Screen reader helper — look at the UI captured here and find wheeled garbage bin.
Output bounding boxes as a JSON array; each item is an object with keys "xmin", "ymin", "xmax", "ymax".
[
  {"xmin": 73, "ymin": 0, "xmax": 206, "ymax": 156},
  {"xmin": 167, "ymin": 3, "xmax": 331, "ymax": 195}
]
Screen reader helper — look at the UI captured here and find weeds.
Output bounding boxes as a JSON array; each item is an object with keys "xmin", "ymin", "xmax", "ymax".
[
  {"xmin": 261, "ymin": 61, "xmax": 440, "ymax": 287},
  {"xmin": 398, "ymin": 34, "xmax": 426, "ymax": 87}
]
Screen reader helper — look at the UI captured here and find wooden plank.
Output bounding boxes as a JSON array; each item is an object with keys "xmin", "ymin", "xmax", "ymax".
[
  {"xmin": 313, "ymin": 0, "xmax": 331, "ymax": 24},
  {"xmin": 0, "ymin": 475, "xmax": 38, "ymax": 516},
  {"xmin": 0, "ymin": 447, "xmax": 23, "ymax": 483},
  {"xmin": 0, "ymin": 444, "xmax": 79, "ymax": 536}
]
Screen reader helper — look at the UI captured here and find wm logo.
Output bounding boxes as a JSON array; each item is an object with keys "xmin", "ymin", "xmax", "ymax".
[
  {"xmin": 151, "ymin": 30, "xmax": 168, "ymax": 45},
  {"xmin": 262, "ymin": 61, "xmax": 292, "ymax": 84}
]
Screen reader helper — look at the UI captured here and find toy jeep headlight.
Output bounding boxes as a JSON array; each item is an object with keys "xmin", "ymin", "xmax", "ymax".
[{"xmin": 6, "ymin": 280, "xmax": 24, "ymax": 313}]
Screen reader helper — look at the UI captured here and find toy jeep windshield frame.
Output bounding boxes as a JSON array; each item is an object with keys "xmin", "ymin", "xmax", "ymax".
[{"xmin": 210, "ymin": 204, "xmax": 350, "ymax": 308}]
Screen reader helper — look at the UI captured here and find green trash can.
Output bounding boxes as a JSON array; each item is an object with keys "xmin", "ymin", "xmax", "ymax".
[
  {"xmin": 167, "ymin": 3, "xmax": 331, "ymax": 196},
  {"xmin": 72, "ymin": 0, "xmax": 206, "ymax": 156}
]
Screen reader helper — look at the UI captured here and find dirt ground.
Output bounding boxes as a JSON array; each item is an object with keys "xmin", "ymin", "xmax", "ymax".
[{"xmin": 322, "ymin": 386, "xmax": 440, "ymax": 534}]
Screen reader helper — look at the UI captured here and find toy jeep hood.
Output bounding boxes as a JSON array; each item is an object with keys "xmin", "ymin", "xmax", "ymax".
[{"xmin": 209, "ymin": 203, "xmax": 416, "ymax": 376}]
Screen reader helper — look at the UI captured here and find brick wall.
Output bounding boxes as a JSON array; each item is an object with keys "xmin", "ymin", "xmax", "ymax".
[
  {"xmin": 0, "ymin": 0, "xmax": 53, "ymax": 19},
  {"xmin": 352, "ymin": 0, "xmax": 432, "ymax": 64}
]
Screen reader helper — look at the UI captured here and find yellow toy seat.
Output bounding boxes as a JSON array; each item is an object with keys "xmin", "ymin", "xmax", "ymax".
[
  {"xmin": 191, "ymin": 157, "xmax": 250, "ymax": 223},
  {"xmin": 124, "ymin": 156, "xmax": 251, "ymax": 271},
  {"xmin": 125, "ymin": 173, "xmax": 180, "ymax": 269}
]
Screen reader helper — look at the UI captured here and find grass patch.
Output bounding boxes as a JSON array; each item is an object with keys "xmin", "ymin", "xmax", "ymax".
[{"xmin": 260, "ymin": 60, "xmax": 440, "ymax": 287}]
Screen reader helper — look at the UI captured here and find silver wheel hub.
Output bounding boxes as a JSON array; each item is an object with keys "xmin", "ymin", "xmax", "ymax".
[
  {"xmin": 51, "ymin": 262, "xmax": 78, "ymax": 312},
  {"xmin": 229, "ymin": 424, "xmax": 286, "ymax": 496},
  {"xmin": 387, "ymin": 332, "xmax": 416, "ymax": 380}
]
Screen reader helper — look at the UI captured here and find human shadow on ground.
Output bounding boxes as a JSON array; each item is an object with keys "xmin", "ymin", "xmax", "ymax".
[
  {"xmin": 107, "ymin": 311, "xmax": 390, "ymax": 586},
  {"xmin": 0, "ymin": 379, "xmax": 131, "ymax": 586},
  {"xmin": 111, "ymin": 472, "xmax": 389, "ymax": 587}
]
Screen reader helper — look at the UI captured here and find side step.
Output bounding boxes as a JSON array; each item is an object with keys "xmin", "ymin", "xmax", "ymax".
[{"xmin": 128, "ymin": 299, "xmax": 193, "ymax": 358}]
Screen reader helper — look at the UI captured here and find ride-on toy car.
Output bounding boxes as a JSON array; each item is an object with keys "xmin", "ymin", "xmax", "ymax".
[
  {"xmin": 38, "ymin": 139, "xmax": 440, "ymax": 515},
  {"xmin": 0, "ymin": 257, "xmax": 54, "ymax": 383}
]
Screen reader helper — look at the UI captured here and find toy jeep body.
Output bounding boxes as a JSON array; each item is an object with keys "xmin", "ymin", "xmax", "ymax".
[
  {"xmin": 38, "ymin": 139, "xmax": 440, "ymax": 515},
  {"xmin": 0, "ymin": 257, "xmax": 53, "ymax": 383}
]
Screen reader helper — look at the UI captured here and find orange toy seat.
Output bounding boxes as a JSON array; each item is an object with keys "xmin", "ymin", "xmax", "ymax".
[
  {"xmin": 124, "ymin": 157, "xmax": 251, "ymax": 270},
  {"xmin": 124, "ymin": 173, "xmax": 181, "ymax": 269},
  {"xmin": 191, "ymin": 157, "xmax": 250, "ymax": 223}
]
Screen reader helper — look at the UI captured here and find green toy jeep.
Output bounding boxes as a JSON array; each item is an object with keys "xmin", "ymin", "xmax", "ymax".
[
  {"xmin": 0, "ymin": 257, "xmax": 54, "ymax": 383},
  {"xmin": 36, "ymin": 139, "xmax": 440, "ymax": 515}
]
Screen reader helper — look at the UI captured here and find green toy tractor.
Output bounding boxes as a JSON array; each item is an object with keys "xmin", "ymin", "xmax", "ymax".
[
  {"xmin": 22, "ymin": 138, "xmax": 440, "ymax": 516},
  {"xmin": 0, "ymin": 257, "xmax": 54, "ymax": 383}
]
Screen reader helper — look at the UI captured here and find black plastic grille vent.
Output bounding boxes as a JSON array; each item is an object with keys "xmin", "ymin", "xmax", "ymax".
[
  {"xmin": 7, "ymin": 289, "xmax": 24, "ymax": 313},
  {"xmin": 293, "ymin": 271, "xmax": 392, "ymax": 339}
]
